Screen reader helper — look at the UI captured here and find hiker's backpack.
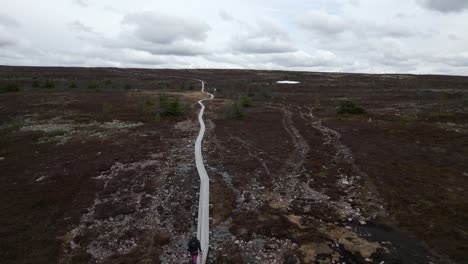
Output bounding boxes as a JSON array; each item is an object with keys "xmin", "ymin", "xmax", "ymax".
[{"xmin": 188, "ymin": 239, "xmax": 199, "ymax": 252}]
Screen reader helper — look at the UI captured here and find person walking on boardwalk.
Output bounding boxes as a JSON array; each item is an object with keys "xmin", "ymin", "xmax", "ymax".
[{"xmin": 188, "ymin": 236, "xmax": 202, "ymax": 264}]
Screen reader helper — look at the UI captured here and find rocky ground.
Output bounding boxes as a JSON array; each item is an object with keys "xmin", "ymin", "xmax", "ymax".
[{"xmin": 0, "ymin": 66, "xmax": 467, "ymax": 263}]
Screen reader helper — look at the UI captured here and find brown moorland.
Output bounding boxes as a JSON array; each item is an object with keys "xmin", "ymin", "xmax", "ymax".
[{"xmin": 0, "ymin": 66, "xmax": 467, "ymax": 264}]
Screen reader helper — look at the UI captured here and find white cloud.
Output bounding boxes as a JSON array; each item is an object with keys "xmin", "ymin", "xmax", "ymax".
[
  {"xmin": 0, "ymin": 0, "xmax": 467, "ymax": 75},
  {"xmin": 230, "ymin": 18, "xmax": 297, "ymax": 54},
  {"xmin": 122, "ymin": 11, "xmax": 210, "ymax": 45}
]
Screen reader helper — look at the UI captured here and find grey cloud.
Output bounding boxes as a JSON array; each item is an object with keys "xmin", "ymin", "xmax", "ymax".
[
  {"xmin": 230, "ymin": 18, "xmax": 297, "ymax": 54},
  {"xmin": 448, "ymin": 34, "xmax": 461, "ymax": 40},
  {"xmin": 298, "ymin": 11, "xmax": 347, "ymax": 35},
  {"xmin": 73, "ymin": 0, "xmax": 88, "ymax": 8},
  {"xmin": 232, "ymin": 37, "xmax": 296, "ymax": 54},
  {"xmin": 0, "ymin": 13, "xmax": 21, "ymax": 28},
  {"xmin": 299, "ymin": 10, "xmax": 423, "ymax": 39},
  {"xmin": 67, "ymin": 21, "xmax": 94, "ymax": 34},
  {"xmin": 0, "ymin": 28, "xmax": 19, "ymax": 47},
  {"xmin": 269, "ymin": 50, "xmax": 338, "ymax": 67},
  {"xmin": 219, "ymin": 10, "xmax": 233, "ymax": 21},
  {"xmin": 0, "ymin": 39, "xmax": 15, "ymax": 47},
  {"xmin": 420, "ymin": 0, "xmax": 468, "ymax": 13},
  {"xmin": 433, "ymin": 53, "xmax": 468, "ymax": 67},
  {"xmin": 205, "ymin": 50, "xmax": 338, "ymax": 70},
  {"xmin": 127, "ymin": 39, "xmax": 209, "ymax": 56},
  {"xmin": 364, "ymin": 23, "xmax": 416, "ymax": 38},
  {"xmin": 114, "ymin": 11, "xmax": 211, "ymax": 56},
  {"xmin": 122, "ymin": 11, "xmax": 210, "ymax": 45}
]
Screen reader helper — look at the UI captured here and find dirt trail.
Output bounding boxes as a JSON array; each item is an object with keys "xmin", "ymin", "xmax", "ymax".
[
  {"xmin": 300, "ymin": 106, "xmax": 384, "ymax": 216},
  {"xmin": 267, "ymin": 105, "xmax": 310, "ymax": 175},
  {"xmin": 227, "ymin": 134, "xmax": 275, "ymax": 176}
]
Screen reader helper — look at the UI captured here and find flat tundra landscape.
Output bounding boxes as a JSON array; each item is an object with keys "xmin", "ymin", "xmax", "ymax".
[{"xmin": 0, "ymin": 66, "xmax": 467, "ymax": 264}]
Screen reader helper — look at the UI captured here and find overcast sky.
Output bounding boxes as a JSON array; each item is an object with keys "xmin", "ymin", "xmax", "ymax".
[{"xmin": 1, "ymin": 0, "xmax": 468, "ymax": 75}]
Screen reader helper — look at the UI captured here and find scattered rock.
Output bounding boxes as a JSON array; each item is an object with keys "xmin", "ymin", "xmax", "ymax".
[{"xmin": 36, "ymin": 176, "xmax": 47, "ymax": 182}]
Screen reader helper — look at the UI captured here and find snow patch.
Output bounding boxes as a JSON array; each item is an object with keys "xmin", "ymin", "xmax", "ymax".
[{"xmin": 276, "ymin": 80, "xmax": 301, "ymax": 84}]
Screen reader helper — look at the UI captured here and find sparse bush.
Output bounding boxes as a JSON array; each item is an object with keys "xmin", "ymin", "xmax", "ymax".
[
  {"xmin": 337, "ymin": 100, "xmax": 366, "ymax": 115},
  {"xmin": 43, "ymin": 79, "xmax": 55, "ymax": 89},
  {"xmin": 143, "ymin": 99, "xmax": 155, "ymax": 114},
  {"xmin": 32, "ymin": 80, "xmax": 40, "ymax": 88},
  {"xmin": 225, "ymin": 102, "xmax": 245, "ymax": 119},
  {"xmin": 161, "ymin": 96, "xmax": 184, "ymax": 116},
  {"xmin": 153, "ymin": 113, "xmax": 161, "ymax": 123},
  {"xmin": 428, "ymin": 112, "xmax": 455, "ymax": 119},
  {"xmin": 124, "ymin": 84, "xmax": 132, "ymax": 90},
  {"xmin": 1, "ymin": 83, "xmax": 19, "ymax": 93},
  {"xmin": 104, "ymin": 80, "xmax": 112, "ymax": 86},
  {"xmin": 224, "ymin": 94, "xmax": 254, "ymax": 119},
  {"xmin": 88, "ymin": 81, "xmax": 98, "ymax": 90},
  {"xmin": 239, "ymin": 94, "xmax": 253, "ymax": 107},
  {"xmin": 69, "ymin": 80, "xmax": 77, "ymax": 88}
]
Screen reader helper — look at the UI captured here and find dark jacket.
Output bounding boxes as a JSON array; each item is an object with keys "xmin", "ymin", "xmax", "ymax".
[{"xmin": 188, "ymin": 238, "xmax": 202, "ymax": 255}]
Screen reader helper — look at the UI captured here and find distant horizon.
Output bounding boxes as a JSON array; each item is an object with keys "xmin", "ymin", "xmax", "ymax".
[{"xmin": 2, "ymin": 64, "xmax": 468, "ymax": 78}]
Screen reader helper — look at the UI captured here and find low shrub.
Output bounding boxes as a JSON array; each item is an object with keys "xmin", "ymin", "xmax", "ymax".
[
  {"xmin": 160, "ymin": 95, "xmax": 184, "ymax": 116},
  {"xmin": 142, "ymin": 99, "xmax": 155, "ymax": 114},
  {"xmin": 124, "ymin": 84, "xmax": 132, "ymax": 90},
  {"xmin": 43, "ymin": 79, "xmax": 55, "ymax": 89},
  {"xmin": 1, "ymin": 83, "xmax": 19, "ymax": 93},
  {"xmin": 225, "ymin": 102, "xmax": 245, "ymax": 119},
  {"xmin": 32, "ymin": 80, "xmax": 40, "ymax": 88},
  {"xmin": 239, "ymin": 94, "xmax": 253, "ymax": 107},
  {"xmin": 88, "ymin": 81, "xmax": 98, "ymax": 90},
  {"xmin": 153, "ymin": 113, "xmax": 161, "ymax": 123},
  {"xmin": 337, "ymin": 100, "xmax": 366, "ymax": 115},
  {"xmin": 69, "ymin": 80, "xmax": 77, "ymax": 88}
]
